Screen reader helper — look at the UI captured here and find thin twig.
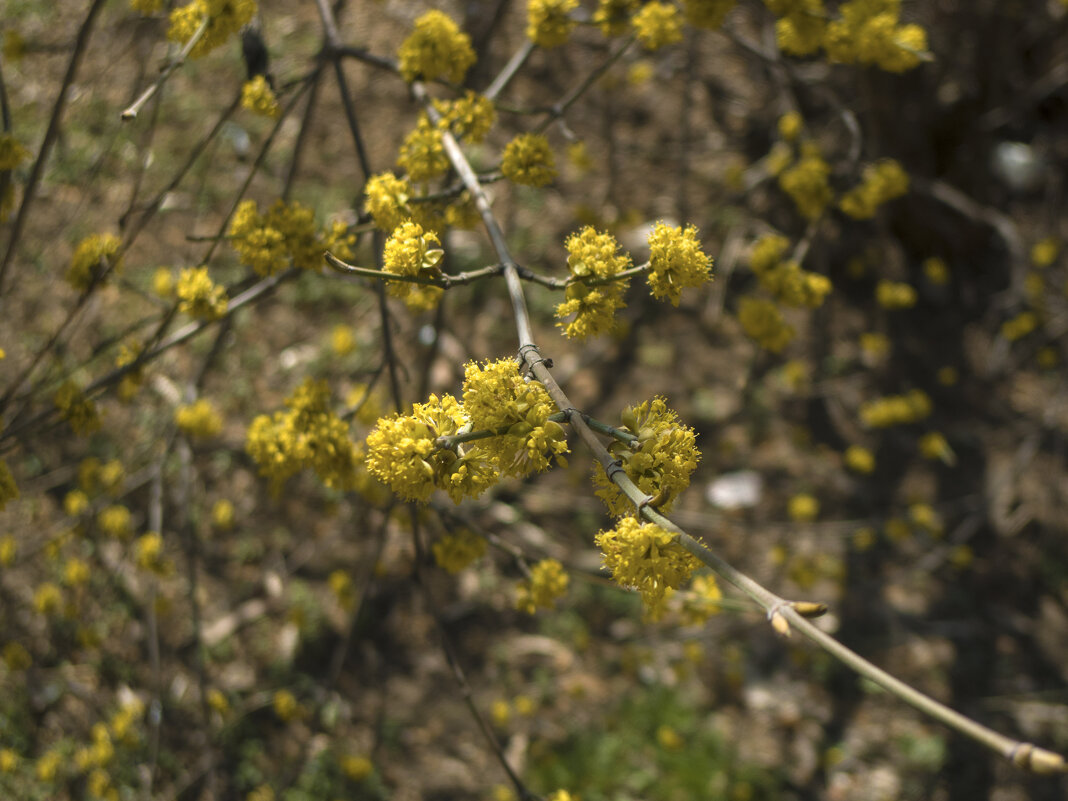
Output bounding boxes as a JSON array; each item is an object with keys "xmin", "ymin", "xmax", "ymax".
[{"xmin": 121, "ymin": 15, "xmax": 210, "ymax": 121}]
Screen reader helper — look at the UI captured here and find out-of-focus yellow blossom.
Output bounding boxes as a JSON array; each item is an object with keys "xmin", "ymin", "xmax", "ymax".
[
  {"xmin": 823, "ymin": 0, "xmax": 929, "ymax": 72},
  {"xmin": 684, "ymin": 0, "xmax": 737, "ymax": 30},
  {"xmin": 514, "ymin": 695, "xmax": 536, "ymax": 716},
  {"xmin": 875, "ymin": 279, "xmax": 916, "ymax": 309},
  {"xmin": 330, "ymin": 324, "xmax": 356, "ymax": 356},
  {"xmin": 909, "ymin": 502, "xmax": 943, "ymax": 536},
  {"xmin": 67, "ymin": 233, "xmax": 121, "ymax": 291},
  {"xmin": 247, "ymin": 379, "xmax": 361, "ymax": 493},
  {"xmin": 593, "ymin": 397, "xmax": 699, "ymax": 517},
  {"xmin": 152, "ymin": 267, "xmax": 175, "ymax": 297},
  {"xmin": 788, "ymin": 492, "xmax": 819, "ymax": 522},
  {"xmin": 859, "ymin": 331, "xmax": 890, "ymax": 361},
  {"xmin": 839, "ymin": 160, "xmax": 909, "ymax": 219},
  {"xmin": 779, "ymin": 149, "xmax": 833, "ymax": 220},
  {"xmin": 207, "ymin": 689, "xmax": 229, "ymax": 715},
  {"xmin": 555, "ymin": 226, "xmax": 632, "ymax": 338},
  {"xmin": 398, "ymin": 10, "xmax": 476, "ymax": 84},
  {"xmin": 340, "ymin": 754, "xmax": 374, "ymax": 782},
  {"xmin": 596, "ymin": 518, "xmax": 700, "ymax": 611},
  {"xmin": 434, "ymin": 91, "xmax": 496, "ymax": 144},
  {"xmin": 175, "ymin": 398, "xmax": 223, "ymax": 439},
  {"xmin": 491, "ymin": 699, "xmax": 511, "ymax": 727},
  {"xmin": 0, "ymin": 535, "xmax": 16, "ymax": 566},
  {"xmin": 229, "ymin": 198, "xmax": 346, "ymax": 274},
  {"xmin": 852, "ymin": 526, "xmax": 876, "ymax": 551},
  {"xmin": 594, "ymin": 0, "xmax": 639, "ymax": 36},
  {"xmin": 937, "ymin": 366, "xmax": 958, "ymax": 386},
  {"xmin": 0, "ymin": 133, "xmax": 31, "ymax": 170},
  {"xmin": 136, "ymin": 532, "xmax": 172, "ymax": 575},
  {"xmin": 212, "ymin": 498, "xmax": 235, "ymax": 529},
  {"xmin": 738, "ymin": 296, "xmax": 794, "ymax": 352},
  {"xmin": 398, "ymin": 115, "xmax": 448, "ymax": 182},
  {"xmin": 98, "ymin": 505, "xmax": 132, "ymax": 539},
  {"xmin": 166, "ymin": 0, "xmax": 254, "ymax": 57},
  {"xmin": 767, "ymin": 0, "xmax": 826, "ymax": 56},
  {"xmin": 778, "ymin": 111, "xmax": 803, "ymax": 141},
  {"xmin": 176, "ymin": 266, "xmax": 228, "ymax": 320},
  {"xmin": 516, "ymin": 558, "xmax": 569, "ymax": 613},
  {"xmin": 1037, "ymin": 346, "xmax": 1059, "ymax": 369},
  {"xmin": 1031, "ymin": 237, "xmax": 1060, "ymax": 268},
  {"xmin": 36, "ymin": 749, "xmax": 62, "ymax": 782},
  {"xmin": 646, "ymin": 222, "xmax": 713, "ymax": 305},
  {"xmin": 167, "ymin": 0, "xmax": 256, "ymax": 59},
  {"xmin": 131, "ymin": 0, "xmax": 164, "ymax": 13},
  {"xmin": 0, "ymin": 460, "xmax": 18, "ymax": 510},
  {"xmin": 919, "ymin": 431, "xmax": 955, "ymax": 464},
  {"xmin": 1024, "ymin": 272, "xmax": 1045, "ymax": 304},
  {"xmin": 527, "ymin": 0, "xmax": 578, "ymax": 48},
  {"xmin": 633, "ymin": 1, "xmax": 683, "ymax": 50},
  {"xmin": 627, "ymin": 60, "xmax": 655, "ymax": 87},
  {"xmin": 55, "ymin": 381, "xmax": 101, "ymax": 435},
  {"xmin": 1001, "ymin": 311, "xmax": 1038, "ymax": 341},
  {"xmin": 0, "ymin": 748, "xmax": 19, "ymax": 772},
  {"xmin": 923, "ymin": 256, "xmax": 949, "ymax": 285},
  {"xmin": 502, "ymin": 133, "xmax": 557, "ymax": 187},
  {"xmin": 432, "ymin": 530, "xmax": 487, "ymax": 573},
  {"xmin": 860, "ymin": 389, "xmax": 931, "ymax": 428},
  {"xmin": 34, "ymin": 582, "xmax": 64, "ymax": 615},
  {"xmin": 63, "ymin": 557, "xmax": 90, "ymax": 588},
  {"xmin": 272, "ymin": 689, "xmax": 300, "ymax": 721},
  {"xmin": 950, "ymin": 545, "xmax": 973, "ymax": 570},
  {"xmin": 844, "ymin": 444, "xmax": 875, "ymax": 474},
  {"xmin": 766, "ymin": 141, "xmax": 793, "ymax": 176},
  {"xmin": 567, "ymin": 141, "xmax": 594, "ymax": 173},
  {"xmin": 328, "ymin": 569, "xmax": 355, "ymax": 610},
  {"xmin": 681, "ymin": 573, "xmax": 723, "ymax": 624},
  {"xmin": 2, "ymin": 642, "xmax": 31, "ymax": 670},
  {"xmin": 241, "ymin": 75, "xmax": 279, "ymax": 118}
]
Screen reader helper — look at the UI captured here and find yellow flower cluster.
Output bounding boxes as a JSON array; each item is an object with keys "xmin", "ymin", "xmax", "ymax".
[
  {"xmin": 923, "ymin": 256, "xmax": 949, "ymax": 285},
  {"xmin": 778, "ymin": 110, "xmax": 803, "ymax": 141},
  {"xmin": 594, "ymin": 0, "xmax": 639, "ymax": 36},
  {"xmin": 175, "ymin": 398, "xmax": 223, "ymax": 439},
  {"xmin": 462, "ymin": 358, "xmax": 569, "ymax": 476},
  {"xmin": 501, "ymin": 133, "xmax": 557, "ymax": 187},
  {"xmin": 769, "ymin": 0, "xmax": 826, "ymax": 56},
  {"xmin": 919, "ymin": 431, "xmax": 953, "ymax": 463},
  {"xmin": 748, "ymin": 234, "xmax": 830, "ymax": 308},
  {"xmin": 646, "ymin": 222, "xmax": 713, "ymax": 305},
  {"xmin": 246, "ymin": 379, "xmax": 361, "ymax": 493},
  {"xmin": 176, "ymin": 266, "xmax": 229, "ymax": 320},
  {"xmin": 0, "ymin": 133, "xmax": 31, "ymax": 170},
  {"xmin": 382, "ymin": 220, "xmax": 445, "ymax": 310},
  {"xmin": 596, "ymin": 518, "xmax": 699, "ymax": 610},
  {"xmin": 398, "ymin": 115, "xmax": 449, "ymax": 183},
  {"xmin": 633, "ymin": 1, "xmax": 683, "ymax": 50},
  {"xmin": 135, "ymin": 532, "xmax": 172, "ymax": 575},
  {"xmin": 593, "ymin": 397, "xmax": 699, "ymax": 517},
  {"xmin": 737, "ymin": 295, "xmax": 794, "ymax": 351},
  {"xmin": 0, "ymin": 459, "xmax": 18, "ymax": 510},
  {"xmin": 555, "ymin": 226, "xmax": 632, "ymax": 339},
  {"xmin": 229, "ymin": 199, "xmax": 354, "ymax": 275},
  {"xmin": 844, "ymin": 444, "xmax": 875, "ymax": 473},
  {"xmin": 273, "ymin": 689, "xmax": 300, "ymax": 721},
  {"xmin": 167, "ymin": 0, "xmax": 256, "ymax": 59},
  {"xmin": 787, "ymin": 492, "xmax": 819, "ymax": 521},
  {"xmin": 55, "ymin": 381, "xmax": 101, "ymax": 435},
  {"xmin": 1001, "ymin": 311, "xmax": 1038, "ymax": 342},
  {"xmin": 34, "ymin": 582, "xmax": 64, "ymax": 616},
  {"xmin": 366, "ymin": 393, "xmax": 496, "ymax": 503},
  {"xmin": 241, "ymin": 75, "xmax": 279, "ymax": 118},
  {"xmin": 1031, "ymin": 237, "xmax": 1060, "ymax": 268},
  {"xmin": 527, "ymin": 0, "xmax": 578, "ymax": 48},
  {"xmin": 684, "ymin": 0, "xmax": 737, "ymax": 30},
  {"xmin": 839, "ymin": 159, "xmax": 909, "ymax": 219},
  {"xmin": 364, "ymin": 172, "xmax": 411, "ymax": 232},
  {"xmin": 432, "ymin": 530, "xmax": 487, "ymax": 573},
  {"xmin": 824, "ymin": 0, "xmax": 928, "ymax": 73},
  {"xmin": 875, "ymin": 279, "xmax": 916, "ymax": 309},
  {"xmin": 516, "ymin": 558, "xmax": 569, "ymax": 613},
  {"xmin": 859, "ymin": 389, "xmax": 931, "ymax": 428},
  {"xmin": 397, "ymin": 10, "xmax": 476, "ymax": 84},
  {"xmin": 67, "ymin": 233, "xmax": 121, "ymax": 291},
  {"xmin": 680, "ymin": 573, "xmax": 723, "ymax": 624},
  {"xmin": 98, "ymin": 505, "xmax": 132, "ymax": 538},
  {"xmin": 778, "ymin": 149, "xmax": 833, "ymax": 220},
  {"xmin": 434, "ymin": 91, "xmax": 496, "ymax": 144},
  {"xmin": 131, "ymin": 0, "xmax": 164, "ymax": 14}
]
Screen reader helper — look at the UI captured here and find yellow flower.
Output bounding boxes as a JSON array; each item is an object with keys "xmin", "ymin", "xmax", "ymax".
[
  {"xmin": 875, "ymin": 279, "xmax": 916, "ymax": 309},
  {"xmin": 681, "ymin": 573, "xmax": 723, "ymax": 624},
  {"xmin": 207, "ymin": 688, "xmax": 230, "ymax": 715},
  {"xmin": 596, "ymin": 518, "xmax": 699, "ymax": 610},
  {"xmin": 919, "ymin": 431, "xmax": 955, "ymax": 464},
  {"xmin": 34, "ymin": 582, "xmax": 64, "ymax": 615},
  {"xmin": 844, "ymin": 444, "xmax": 875, "ymax": 474},
  {"xmin": 923, "ymin": 257, "xmax": 949, "ymax": 285},
  {"xmin": 432, "ymin": 530, "xmax": 487, "ymax": 574},
  {"xmin": 177, "ymin": 266, "xmax": 229, "ymax": 320},
  {"xmin": 136, "ymin": 532, "xmax": 171, "ymax": 575},
  {"xmin": 0, "ymin": 133, "xmax": 31, "ymax": 170},
  {"xmin": 737, "ymin": 296, "xmax": 794, "ymax": 352},
  {"xmin": 777, "ymin": 111, "xmax": 803, "ymax": 141},
  {"xmin": 633, "ymin": 1, "xmax": 683, "ymax": 50},
  {"xmin": 839, "ymin": 160, "xmax": 909, "ymax": 219},
  {"xmin": 516, "ymin": 558, "xmax": 569, "ymax": 613},
  {"xmin": 63, "ymin": 557, "xmax": 91, "ymax": 588},
  {"xmin": 212, "ymin": 499, "xmax": 235, "ymax": 529},
  {"xmin": 175, "ymin": 398, "xmax": 224, "ymax": 439},
  {"xmin": 788, "ymin": 492, "xmax": 819, "ymax": 522},
  {"xmin": 363, "ymin": 172, "xmax": 411, "ymax": 232},
  {"xmin": 36, "ymin": 750, "xmax": 62, "ymax": 782},
  {"xmin": 241, "ymin": 75, "xmax": 279, "ymax": 118},
  {"xmin": 340, "ymin": 754, "xmax": 373, "ymax": 782},
  {"xmin": 555, "ymin": 226, "xmax": 632, "ymax": 338},
  {"xmin": 434, "ymin": 92, "xmax": 496, "ymax": 144},
  {"xmin": 1031, "ymin": 237, "xmax": 1060, "ymax": 268},
  {"xmin": 272, "ymin": 689, "xmax": 300, "ymax": 721},
  {"xmin": 1000, "ymin": 311, "xmax": 1038, "ymax": 342},
  {"xmin": 397, "ymin": 115, "xmax": 448, "ymax": 182},
  {"xmin": 779, "ymin": 151, "xmax": 832, "ymax": 220},
  {"xmin": 0, "ymin": 535, "xmax": 16, "ymax": 566},
  {"xmin": 501, "ymin": 133, "xmax": 557, "ymax": 187},
  {"xmin": 97, "ymin": 505, "xmax": 132, "ymax": 539},
  {"xmin": 397, "ymin": 10, "xmax": 476, "ymax": 84},
  {"xmin": 67, "ymin": 233, "xmax": 121, "ymax": 291},
  {"xmin": 594, "ymin": 0, "xmax": 639, "ymax": 36},
  {"xmin": 167, "ymin": 0, "xmax": 257, "ymax": 59},
  {"xmin": 683, "ymin": 0, "xmax": 737, "ymax": 30},
  {"xmin": 54, "ymin": 381, "xmax": 101, "ymax": 435},
  {"xmin": 646, "ymin": 222, "xmax": 713, "ymax": 306},
  {"xmin": 859, "ymin": 389, "xmax": 931, "ymax": 428},
  {"xmin": 0, "ymin": 748, "xmax": 19, "ymax": 772},
  {"xmin": 527, "ymin": 0, "xmax": 579, "ymax": 48}
]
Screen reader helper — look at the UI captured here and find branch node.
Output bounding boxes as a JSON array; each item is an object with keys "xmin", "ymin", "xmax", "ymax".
[{"xmin": 767, "ymin": 601, "xmax": 792, "ymax": 638}]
